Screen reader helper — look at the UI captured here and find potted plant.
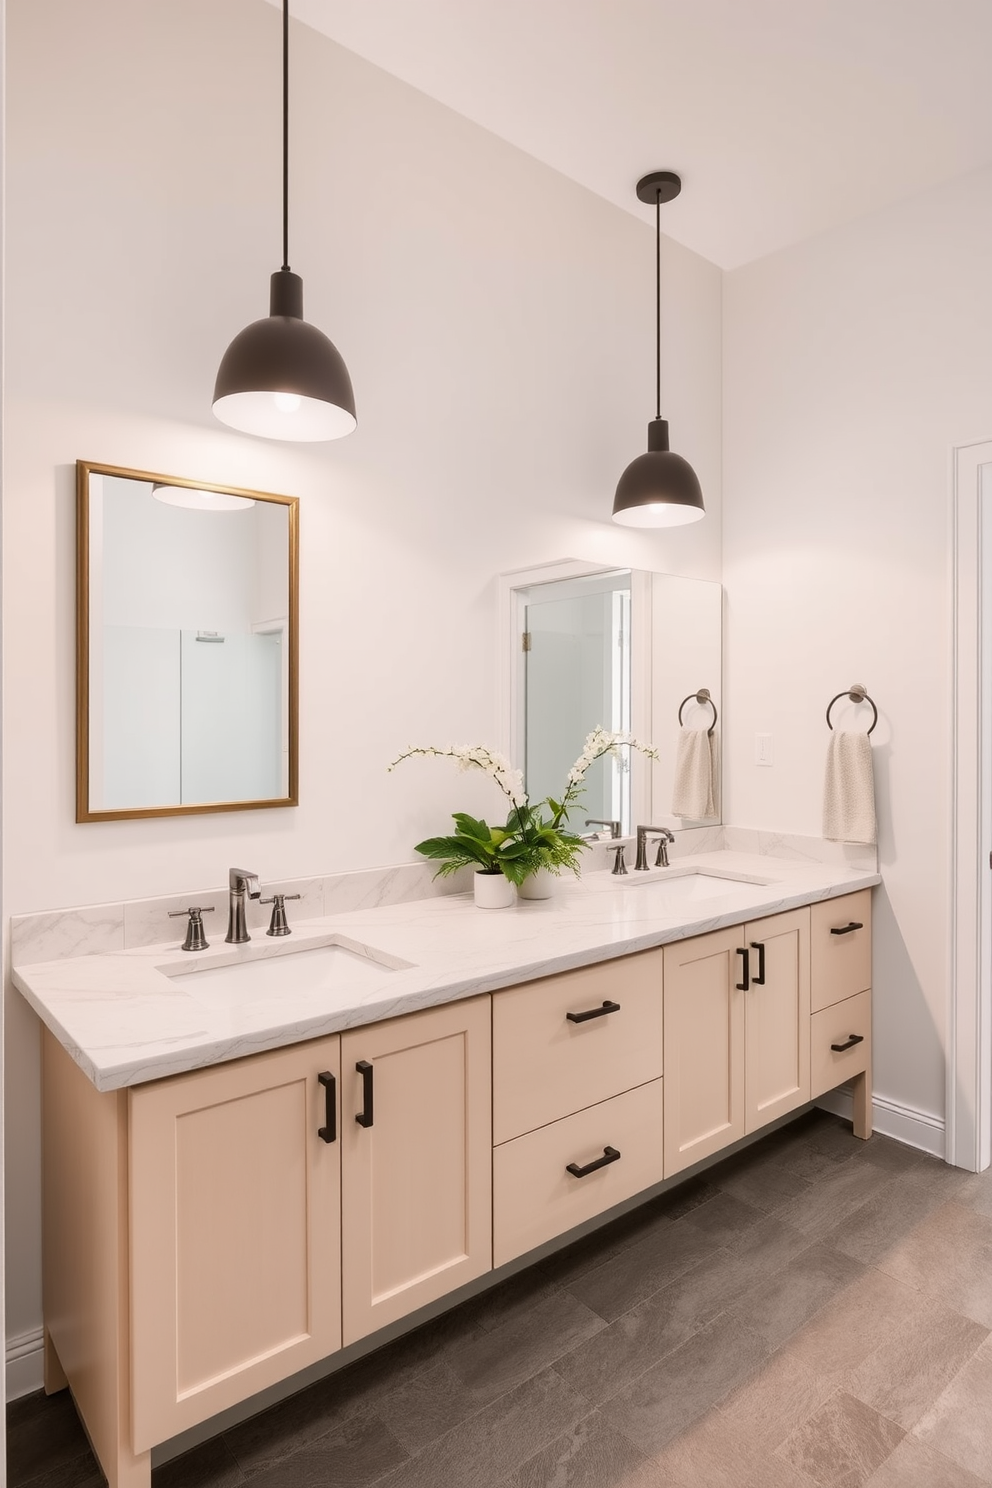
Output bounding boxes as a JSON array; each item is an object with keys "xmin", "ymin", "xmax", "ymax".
[{"xmin": 389, "ymin": 730, "xmax": 660, "ymax": 906}]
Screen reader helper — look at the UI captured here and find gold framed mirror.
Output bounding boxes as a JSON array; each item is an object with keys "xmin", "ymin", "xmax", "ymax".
[{"xmin": 76, "ymin": 460, "xmax": 299, "ymax": 822}]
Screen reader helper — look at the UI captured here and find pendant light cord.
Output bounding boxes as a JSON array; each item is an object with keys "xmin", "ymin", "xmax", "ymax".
[
  {"xmin": 282, "ymin": 0, "xmax": 290, "ymax": 272},
  {"xmin": 655, "ymin": 188, "xmax": 661, "ymax": 421}
]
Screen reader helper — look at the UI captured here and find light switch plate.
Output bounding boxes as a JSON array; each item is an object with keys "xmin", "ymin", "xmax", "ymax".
[{"xmin": 755, "ymin": 733, "xmax": 774, "ymax": 766}]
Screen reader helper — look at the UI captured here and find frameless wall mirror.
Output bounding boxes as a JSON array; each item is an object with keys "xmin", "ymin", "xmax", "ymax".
[
  {"xmin": 500, "ymin": 560, "xmax": 722, "ymax": 835},
  {"xmin": 76, "ymin": 460, "xmax": 299, "ymax": 822}
]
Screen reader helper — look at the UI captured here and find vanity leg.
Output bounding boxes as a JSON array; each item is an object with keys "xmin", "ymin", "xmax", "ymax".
[
  {"xmin": 43, "ymin": 1326, "xmax": 68, "ymax": 1393},
  {"xmin": 104, "ymin": 1440, "xmax": 152, "ymax": 1488},
  {"xmin": 852, "ymin": 1070, "xmax": 873, "ymax": 1140}
]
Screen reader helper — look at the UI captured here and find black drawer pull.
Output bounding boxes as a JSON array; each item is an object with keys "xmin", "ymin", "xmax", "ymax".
[
  {"xmin": 567, "ymin": 1000, "xmax": 621, "ymax": 1024},
  {"xmin": 566, "ymin": 1146, "xmax": 621, "ymax": 1179},
  {"xmin": 749, "ymin": 941, "xmax": 766, "ymax": 985},
  {"xmin": 317, "ymin": 1071, "xmax": 336, "ymax": 1143},
  {"xmin": 831, "ymin": 1033, "xmax": 865, "ymax": 1052},
  {"xmin": 736, "ymin": 947, "xmax": 749, "ymax": 992},
  {"xmin": 830, "ymin": 922, "xmax": 864, "ymax": 936},
  {"xmin": 355, "ymin": 1060, "xmax": 374, "ymax": 1128}
]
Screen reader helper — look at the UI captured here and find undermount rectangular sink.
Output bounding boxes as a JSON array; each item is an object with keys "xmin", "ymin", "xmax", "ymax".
[
  {"xmin": 588, "ymin": 869, "xmax": 774, "ymax": 904},
  {"xmin": 624, "ymin": 871, "xmax": 771, "ymax": 900},
  {"xmin": 166, "ymin": 938, "xmax": 407, "ymax": 1009}
]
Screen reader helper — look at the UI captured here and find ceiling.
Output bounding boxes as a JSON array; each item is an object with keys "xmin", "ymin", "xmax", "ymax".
[{"xmin": 277, "ymin": 0, "xmax": 992, "ymax": 268}]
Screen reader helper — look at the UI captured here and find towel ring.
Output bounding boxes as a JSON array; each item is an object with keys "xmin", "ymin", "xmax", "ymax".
[
  {"xmin": 826, "ymin": 684, "xmax": 877, "ymax": 736},
  {"xmin": 678, "ymin": 688, "xmax": 718, "ymax": 736}
]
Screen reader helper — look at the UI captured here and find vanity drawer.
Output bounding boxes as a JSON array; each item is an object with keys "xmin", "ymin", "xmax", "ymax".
[
  {"xmin": 493, "ymin": 1078, "xmax": 664, "ymax": 1267},
  {"xmin": 492, "ymin": 951, "xmax": 663, "ymax": 1144},
  {"xmin": 810, "ymin": 891, "xmax": 872, "ymax": 1013},
  {"xmin": 810, "ymin": 989, "xmax": 871, "ymax": 1098}
]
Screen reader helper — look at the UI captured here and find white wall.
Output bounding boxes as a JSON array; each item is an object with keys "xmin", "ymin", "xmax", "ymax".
[
  {"xmin": 723, "ymin": 165, "xmax": 992, "ymax": 1135},
  {"xmin": 2, "ymin": 0, "xmax": 722, "ymax": 1377}
]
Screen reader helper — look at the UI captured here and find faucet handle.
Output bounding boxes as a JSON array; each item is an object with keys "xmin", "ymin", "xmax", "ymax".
[
  {"xmin": 259, "ymin": 893, "xmax": 301, "ymax": 937},
  {"xmin": 168, "ymin": 905, "xmax": 215, "ymax": 952},
  {"xmin": 609, "ymin": 844, "xmax": 628, "ymax": 876}
]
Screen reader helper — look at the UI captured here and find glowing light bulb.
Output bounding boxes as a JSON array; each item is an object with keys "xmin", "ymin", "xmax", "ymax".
[{"xmin": 274, "ymin": 391, "xmax": 302, "ymax": 414}]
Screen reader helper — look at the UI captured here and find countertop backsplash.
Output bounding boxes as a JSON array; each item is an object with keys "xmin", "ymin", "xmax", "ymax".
[{"xmin": 8, "ymin": 826, "xmax": 876, "ymax": 970}]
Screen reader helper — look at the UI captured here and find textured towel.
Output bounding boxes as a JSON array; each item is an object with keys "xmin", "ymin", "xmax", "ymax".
[
  {"xmin": 823, "ymin": 730, "xmax": 876, "ymax": 844},
  {"xmin": 671, "ymin": 727, "xmax": 716, "ymax": 819}
]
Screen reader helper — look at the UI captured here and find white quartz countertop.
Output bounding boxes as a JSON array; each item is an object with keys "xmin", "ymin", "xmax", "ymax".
[{"xmin": 12, "ymin": 852, "xmax": 880, "ymax": 1092}]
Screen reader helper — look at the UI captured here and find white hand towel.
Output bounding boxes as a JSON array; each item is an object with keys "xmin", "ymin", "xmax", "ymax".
[
  {"xmin": 671, "ymin": 727, "xmax": 716, "ymax": 819},
  {"xmin": 823, "ymin": 730, "xmax": 876, "ymax": 844}
]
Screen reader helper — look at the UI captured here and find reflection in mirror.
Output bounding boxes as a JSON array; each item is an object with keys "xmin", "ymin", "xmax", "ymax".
[
  {"xmin": 519, "ymin": 570, "xmax": 632, "ymax": 828},
  {"xmin": 502, "ymin": 560, "xmax": 721, "ymax": 835},
  {"xmin": 76, "ymin": 461, "xmax": 298, "ymax": 822}
]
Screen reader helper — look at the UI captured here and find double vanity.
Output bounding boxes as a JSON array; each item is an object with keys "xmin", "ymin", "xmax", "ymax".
[{"xmin": 13, "ymin": 849, "xmax": 878, "ymax": 1488}]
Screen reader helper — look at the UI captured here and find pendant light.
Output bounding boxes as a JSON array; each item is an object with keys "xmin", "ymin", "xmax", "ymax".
[
  {"xmin": 612, "ymin": 171, "xmax": 703, "ymax": 527},
  {"xmin": 212, "ymin": 0, "xmax": 357, "ymax": 441}
]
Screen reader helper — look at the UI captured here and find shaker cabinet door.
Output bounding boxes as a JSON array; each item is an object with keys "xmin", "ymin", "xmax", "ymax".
[
  {"xmin": 663, "ymin": 927, "xmax": 745, "ymax": 1177},
  {"xmin": 341, "ymin": 996, "xmax": 492, "ymax": 1347},
  {"xmin": 129, "ymin": 1036, "xmax": 342, "ymax": 1451},
  {"xmin": 744, "ymin": 907, "xmax": 811, "ymax": 1132}
]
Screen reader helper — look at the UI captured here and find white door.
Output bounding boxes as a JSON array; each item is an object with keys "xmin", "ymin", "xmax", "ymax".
[{"xmin": 951, "ymin": 440, "xmax": 992, "ymax": 1172}]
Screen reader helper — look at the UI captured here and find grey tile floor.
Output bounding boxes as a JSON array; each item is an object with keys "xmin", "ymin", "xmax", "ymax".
[{"xmin": 10, "ymin": 1109, "xmax": 992, "ymax": 1488}]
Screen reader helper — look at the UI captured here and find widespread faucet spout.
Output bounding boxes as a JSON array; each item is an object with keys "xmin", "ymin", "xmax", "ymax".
[
  {"xmin": 226, "ymin": 868, "xmax": 261, "ymax": 944},
  {"xmin": 634, "ymin": 826, "xmax": 676, "ymax": 871}
]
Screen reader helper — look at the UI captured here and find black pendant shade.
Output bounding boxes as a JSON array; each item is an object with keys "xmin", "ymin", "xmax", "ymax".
[
  {"xmin": 212, "ymin": 1, "xmax": 356, "ymax": 442},
  {"xmin": 612, "ymin": 418, "xmax": 704, "ymax": 527},
  {"xmin": 213, "ymin": 270, "xmax": 356, "ymax": 441},
  {"xmin": 612, "ymin": 172, "xmax": 703, "ymax": 527}
]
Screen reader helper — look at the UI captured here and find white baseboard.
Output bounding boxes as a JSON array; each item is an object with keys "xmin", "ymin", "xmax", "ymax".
[
  {"xmin": 816, "ymin": 1088, "xmax": 946, "ymax": 1159},
  {"xmin": 6, "ymin": 1327, "xmax": 44, "ymax": 1400}
]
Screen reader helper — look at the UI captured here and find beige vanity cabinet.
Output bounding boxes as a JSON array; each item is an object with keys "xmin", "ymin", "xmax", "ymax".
[
  {"xmin": 340, "ymin": 996, "xmax": 493, "ymax": 1345},
  {"xmin": 491, "ymin": 952, "xmax": 665, "ymax": 1266},
  {"xmin": 39, "ymin": 893, "xmax": 871, "ymax": 1488},
  {"xmin": 662, "ymin": 907, "xmax": 811, "ymax": 1177}
]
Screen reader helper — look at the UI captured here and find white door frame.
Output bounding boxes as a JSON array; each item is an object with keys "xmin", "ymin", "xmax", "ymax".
[{"xmin": 950, "ymin": 439, "xmax": 992, "ymax": 1172}]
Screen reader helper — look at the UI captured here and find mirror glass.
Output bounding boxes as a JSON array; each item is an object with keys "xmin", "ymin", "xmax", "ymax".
[
  {"xmin": 505, "ymin": 562, "xmax": 722, "ymax": 834},
  {"xmin": 76, "ymin": 461, "xmax": 298, "ymax": 821},
  {"xmin": 519, "ymin": 570, "xmax": 633, "ymax": 828}
]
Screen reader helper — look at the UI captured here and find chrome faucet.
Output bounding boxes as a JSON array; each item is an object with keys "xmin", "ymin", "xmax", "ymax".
[
  {"xmin": 635, "ymin": 826, "xmax": 676, "ymax": 871},
  {"xmin": 225, "ymin": 867, "xmax": 261, "ymax": 943}
]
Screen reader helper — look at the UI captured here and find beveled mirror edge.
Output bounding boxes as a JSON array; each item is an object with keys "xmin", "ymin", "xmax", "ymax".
[{"xmin": 75, "ymin": 459, "xmax": 300, "ymax": 824}]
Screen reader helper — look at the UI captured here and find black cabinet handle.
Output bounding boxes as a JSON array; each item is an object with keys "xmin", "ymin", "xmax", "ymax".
[
  {"xmin": 566, "ymin": 1000, "xmax": 621, "ymax": 1024},
  {"xmin": 317, "ymin": 1071, "xmax": 336, "ymax": 1143},
  {"xmin": 736, "ymin": 947, "xmax": 750, "ymax": 992},
  {"xmin": 355, "ymin": 1060, "xmax": 374, "ymax": 1128},
  {"xmin": 749, "ymin": 941, "xmax": 766, "ymax": 985},
  {"xmin": 830, "ymin": 922, "xmax": 864, "ymax": 936},
  {"xmin": 566, "ymin": 1145, "xmax": 621, "ymax": 1179},
  {"xmin": 830, "ymin": 1033, "xmax": 865, "ymax": 1052}
]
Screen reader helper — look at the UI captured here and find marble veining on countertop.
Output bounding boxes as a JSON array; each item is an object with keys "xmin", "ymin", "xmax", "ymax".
[{"xmin": 12, "ymin": 852, "xmax": 880, "ymax": 1092}]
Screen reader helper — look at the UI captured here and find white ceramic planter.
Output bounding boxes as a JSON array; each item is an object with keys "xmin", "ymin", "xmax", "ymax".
[
  {"xmin": 473, "ymin": 872, "xmax": 515, "ymax": 909},
  {"xmin": 517, "ymin": 867, "xmax": 558, "ymax": 900}
]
